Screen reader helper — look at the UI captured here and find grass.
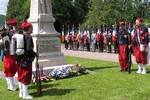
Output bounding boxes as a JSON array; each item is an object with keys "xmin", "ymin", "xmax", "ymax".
[
  {"xmin": 0, "ymin": 61, "xmax": 3, "ymax": 71},
  {"xmin": 0, "ymin": 56, "xmax": 150, "ymax": 100}
]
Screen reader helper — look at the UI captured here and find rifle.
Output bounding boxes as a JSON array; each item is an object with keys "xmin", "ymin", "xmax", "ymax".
[
  {"xmin": 35, "ymin": 42, "xmax": 42, "ymax": 95},
  {"xmin": 128, "ymin": 47, "xmax": 132, "ymax": 74},
  {"xmin": 128, "ymin": 29, "xmax": 132, "ymax": 74},
  {"xmin": 35, "ymin": 14, "xmax": 42, "ymax": 95}
]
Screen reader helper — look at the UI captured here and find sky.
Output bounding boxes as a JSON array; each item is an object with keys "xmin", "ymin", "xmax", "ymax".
[{"xmin": 0, "ymin": 0, "xmax": 9, "ymax": 15}]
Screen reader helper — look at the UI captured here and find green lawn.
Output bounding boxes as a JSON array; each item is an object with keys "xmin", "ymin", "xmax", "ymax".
[
  {"xmin": 0, "ymin": 61, "xmax": 3, "ymax": 71},
  {"xmin": 0, "ymin": 56, "xmax": 150, "ymax": 100}
]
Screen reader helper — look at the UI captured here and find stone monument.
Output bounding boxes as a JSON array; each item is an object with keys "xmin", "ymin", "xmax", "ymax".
[{"xmin": 28, "ymin": 0, "xmax": 66, "ymax": 69}]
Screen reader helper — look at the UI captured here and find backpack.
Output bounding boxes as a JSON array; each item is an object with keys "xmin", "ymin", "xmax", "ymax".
[
  {"xmin": 12, "ymin": 33, "xmax": 25, "ymax": 56},
  {"xmin": 2, "ymin": 34, "xmax": 10, "ymax": 54}
]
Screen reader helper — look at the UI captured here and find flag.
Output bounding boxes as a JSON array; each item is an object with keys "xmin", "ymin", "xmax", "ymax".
[
  {"xmin": 87, "ymin": 30, "xmax": 90, "ymax": 38},
  {"xmin": 112, "ymin": 28, "xmax": 116, "ymax": 37},
  {"xmin": 61, "ymin": 25, "xmax": 65, "ymax": 43}
]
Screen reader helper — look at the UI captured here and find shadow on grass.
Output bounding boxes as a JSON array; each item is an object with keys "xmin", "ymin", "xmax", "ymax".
[
  {"xmin": 29, "ymin": 83, "xmax": 60, "ymax": 90},
  {"xmin": 130, "ymin": 69, "xmax": 137, "ymax": 72},
  {"xmin": 146, "ymin": 70, "xmax": 150, "ymax": 73},
  {"xmin": 31, "ymin": 88, "xmax": 75, "ymax": 97},
  {"xmin": 126, "ymin": 69, "xmax": 150, "ymax": 74},
  {"xmin": 87, "ymin": 65, "xmax": 118, "ymax": 71}
]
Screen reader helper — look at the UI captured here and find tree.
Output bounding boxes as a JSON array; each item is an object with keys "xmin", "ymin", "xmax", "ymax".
[
  {"xmin": 85, "ymin": 0, "xmax": 121, "ymax": 27},
  {"xmin": 6, "ymin": 0, "xmax": 30, "ymax": 23},
  {"xmin": 52, "ymin": 0, "xmax": 90, "ymax": 32},
  {"xmin": 6, "ymin": 0, "xmax": 149, "ymax": 31},
  {"xmin": 85, "ymin": 0, "xmax": 150, "ymax": 27},
  {"xmin": 85, "ymin": 0, "xmax": 103, "ymax": 28},
  {"xmin": 6, "ymin": 0, "xmax": 89, "ymax": 32},
  {"xmin": 0, "ymin": 15, "xmax": 5, "ymax": 27}
]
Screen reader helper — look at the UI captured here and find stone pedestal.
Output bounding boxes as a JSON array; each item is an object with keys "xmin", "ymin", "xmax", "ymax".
[{"xmin": 28, "ymin": 0, "xmax": 66, "ymax": 69}]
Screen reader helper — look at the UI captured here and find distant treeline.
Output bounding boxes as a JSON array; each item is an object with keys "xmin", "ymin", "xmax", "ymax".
[
  {"xmin": 0, "ymin": 15, "xmax": 5, "ymax": 27},
  {"xmin": 6, "ymin": 0, "xmax": 150, "ymax": 32}
]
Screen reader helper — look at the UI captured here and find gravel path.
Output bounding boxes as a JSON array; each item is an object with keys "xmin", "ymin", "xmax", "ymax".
[{"xmin": 61, "ymin": 46, "xmax": 136, "ymax": 64}]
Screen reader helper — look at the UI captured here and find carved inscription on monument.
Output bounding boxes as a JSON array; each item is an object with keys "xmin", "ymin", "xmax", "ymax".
[{"xmin": 38, "ymin": 39, "xmax": 60, "ymax": 53}]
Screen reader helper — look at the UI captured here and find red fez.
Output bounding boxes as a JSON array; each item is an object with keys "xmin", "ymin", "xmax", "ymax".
[
  {"xmin": 6, "ymin": 18, "xmax": 17, "ymax": 26},
  {"xmin": 136, "ymin": 17, "xmax": 144, "ymax": 22},
  {"xmin": 21, "ymin": 22, "xmax": 32, "ymax": 30}
]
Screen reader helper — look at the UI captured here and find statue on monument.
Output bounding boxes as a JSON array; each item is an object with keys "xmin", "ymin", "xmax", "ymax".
[
  {"xmin": 40, "ymin": 0, "xmax": 47, "ymax": 13},
  {"xmin": 40, "ymin": 0, "xmax": 53, "ymax": 14}
]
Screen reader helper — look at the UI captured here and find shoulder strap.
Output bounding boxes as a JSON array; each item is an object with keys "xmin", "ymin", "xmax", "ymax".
[
  {"xmin": 23, "ymin": 34, "xmax": 26, "ymax": 52},
  {"xmin": 136, "ymin": 29, "xmax": 141, "ymax": 44}
]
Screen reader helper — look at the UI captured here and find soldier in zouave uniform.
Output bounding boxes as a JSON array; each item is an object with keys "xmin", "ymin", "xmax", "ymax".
[
  {"xmin": 14, "ymin": 22, "xmax": 36, "ymax": 99},
  {"xmin": 118, "ymin": 20, "xmax": 131, "ymax": 71},
  {"xmin": 131, "ymin": 17, "xmax": 148, "ymax": 74},
  {"xmin": 0, "ymin": 18, "xmax": 18, "ymax": 91}
]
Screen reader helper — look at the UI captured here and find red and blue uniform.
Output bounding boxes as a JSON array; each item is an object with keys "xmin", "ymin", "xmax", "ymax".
[
  {"xmin": 132, "ymin": 26, "xmax": 148, "ymax": 64},
  {"xmin": 118, "ymin": 29, "xmax": 130, "ymax": 71}
]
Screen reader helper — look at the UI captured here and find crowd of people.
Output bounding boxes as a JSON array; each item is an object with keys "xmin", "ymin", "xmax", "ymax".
[
  {"xmin": 0, "ymin": 18, "xmax": 36, "ymax": 99},
  {"xmin": 61, "ymin": 17, "xmax": 150, "ymax": 74},
  {"xmin": 62, "ymin": 23, "xmax": 132, "ymax": 53}
]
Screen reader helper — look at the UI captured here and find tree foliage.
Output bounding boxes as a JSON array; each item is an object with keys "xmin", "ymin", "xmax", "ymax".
[
  {"xmin": 6, "ymin": 0, "xmax": 149, "ymax": 30},
  {"xmin": 6, "ymin": 0, "xmax": 89, "ymax": 32},
  {"xmin": 0, "ymin": 15, "xmax": 5, "ymax": 27},
  {"xmin": 52, "ymin": 0, "xmax": 90, "ymax": 31},
  {"xmin": 6, "ymin": 0, "xmax": 30, "ymax": 23},
  {"xmin": 85, "ymin": 0, "xmax": 150, "ymax": 27}
]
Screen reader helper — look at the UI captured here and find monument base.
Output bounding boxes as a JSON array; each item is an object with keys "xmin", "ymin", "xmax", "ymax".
[
  {"xmin": 32, "ymin": 33, "xmax": 66, "ymax": 69},
  {"xmin": 32, "ymin": 64, "xmax": 73, "ymax": 82}
]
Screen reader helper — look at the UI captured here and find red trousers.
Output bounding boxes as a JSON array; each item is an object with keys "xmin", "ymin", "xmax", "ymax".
[
  {"xmin": 3, "ymin": 55, "xmax": 16, "ymax": 77},
  {"xmin": 134, "ymin": 45, "xmax": 147, "ymax": 64},
  {"xmin": 16, "ymin": 63, "xmax": 32, "ymax": 85},
  {"xmin": 118, "ymin": 45, "xmax": 129, "ymax": 71}
]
